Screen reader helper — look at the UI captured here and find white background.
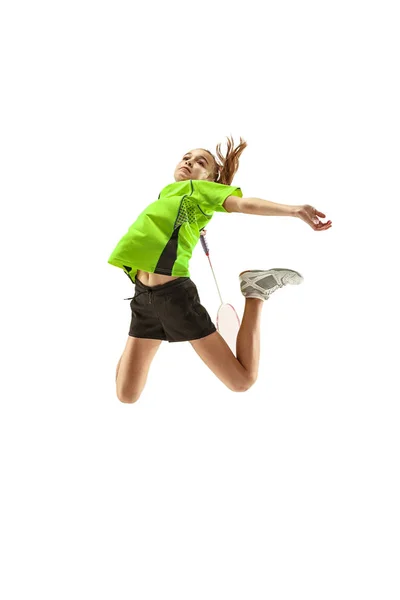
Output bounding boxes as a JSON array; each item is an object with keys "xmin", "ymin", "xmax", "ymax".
[{"xmin": 1, "ymin": 1, "xmax": 399, "ymax": 598}]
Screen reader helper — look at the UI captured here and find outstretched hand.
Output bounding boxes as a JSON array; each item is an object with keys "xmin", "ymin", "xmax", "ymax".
[{"xmin": 295, "ymin": 205, "xmax": 332, "ymax": 231}]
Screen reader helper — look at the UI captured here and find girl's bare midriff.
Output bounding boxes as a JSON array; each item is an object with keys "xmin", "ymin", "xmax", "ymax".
[{"xmin": 136, "ymin": 269, "xmax": 182, "ymax": 287}]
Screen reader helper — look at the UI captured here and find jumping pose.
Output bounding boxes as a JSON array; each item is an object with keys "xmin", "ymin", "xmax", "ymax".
[{"xmin": 109, "ymin": 136, "xmax": 332, "ymax": 403}]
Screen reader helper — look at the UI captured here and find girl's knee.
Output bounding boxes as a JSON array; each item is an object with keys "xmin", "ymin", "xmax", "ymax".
[
  {"xmin": 233, "ymin": 373, "xmax": 257, "ymax": 393},
  {"xmin": 117, "ymin": 390, "xmax": 141, "ymax": 404}
]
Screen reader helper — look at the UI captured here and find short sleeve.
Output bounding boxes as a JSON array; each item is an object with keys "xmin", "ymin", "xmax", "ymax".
[{"xmin": 193, "ymin": 180, "xmax": 243, "ymax": 214}]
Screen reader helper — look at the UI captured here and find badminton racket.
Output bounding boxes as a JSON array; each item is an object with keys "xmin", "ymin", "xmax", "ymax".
[{"xmin": 200, "ymin": 230, "xmax": 241, "ymax": 354}]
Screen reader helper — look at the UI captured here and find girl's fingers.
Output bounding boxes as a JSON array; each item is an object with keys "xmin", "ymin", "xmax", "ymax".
[
  {"xmin": 312, "ymin": 219, "xmax": 332, "ymax": 230},
  {"xmin": 306, "ymin": 211, "xmax": 332, "ymax": 229}
]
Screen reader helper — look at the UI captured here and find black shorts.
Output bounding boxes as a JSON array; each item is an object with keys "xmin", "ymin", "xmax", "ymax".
[{"xmin": 126, "ymin": 277, "xmax": 217, "ymax": 343}]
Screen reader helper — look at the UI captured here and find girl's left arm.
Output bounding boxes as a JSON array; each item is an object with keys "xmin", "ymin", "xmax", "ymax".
[{"xmin": 232, "ymin": 196, "xmax": 332, "ymax": 231}]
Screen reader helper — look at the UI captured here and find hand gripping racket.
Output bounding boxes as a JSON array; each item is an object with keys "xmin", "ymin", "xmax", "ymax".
[{"xmin": 200, "ymin": 230, "xmax": 241, "ymax": 354}]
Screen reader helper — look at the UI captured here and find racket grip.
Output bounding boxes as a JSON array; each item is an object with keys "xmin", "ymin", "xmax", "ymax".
[{"xmin": 200, "ymin": 234, "xmax": 209, "ymax": 256}]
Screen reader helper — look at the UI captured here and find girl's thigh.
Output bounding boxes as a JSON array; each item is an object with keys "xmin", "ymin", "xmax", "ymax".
[{"xmin": 116, "ymin": 336, "xmax": 162, "ymax": 403}]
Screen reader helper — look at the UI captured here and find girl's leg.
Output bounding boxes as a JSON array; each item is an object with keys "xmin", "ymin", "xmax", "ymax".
[
  {"xmin": 189, "ymin": 298, "xmax": 264, "ymax": 392},
  {"xmin": 236, "ymin": 297, "xmax": 264, "ymax": 382},
  {"xmin": 116, "ymin": 336, "xmax": 163, "ymax": 403},
  {"xmin": 116, "ymin": 355, "xmax": 122, "ymax": 382}
]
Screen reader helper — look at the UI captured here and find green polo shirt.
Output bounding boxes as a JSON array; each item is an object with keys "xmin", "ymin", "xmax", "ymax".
[{"xmin": 108, "ymin": 179, "xmax": 243, "ymax": 283}]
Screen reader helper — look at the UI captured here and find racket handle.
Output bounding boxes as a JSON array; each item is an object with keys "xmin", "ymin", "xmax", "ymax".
[{"xmin": 200, "ymin": 233, "xmax": 209, "ymax": 256}]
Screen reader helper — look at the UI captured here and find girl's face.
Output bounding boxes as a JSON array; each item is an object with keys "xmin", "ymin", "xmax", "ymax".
[{"xmin": 174, "ymin": 149, "xmax": 215, "ymax": 182}]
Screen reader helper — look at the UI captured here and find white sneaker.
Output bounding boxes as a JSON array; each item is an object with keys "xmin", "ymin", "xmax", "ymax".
[{"xmin": 239, "ymin": 268, "xmax": 304, "ymax": 300}]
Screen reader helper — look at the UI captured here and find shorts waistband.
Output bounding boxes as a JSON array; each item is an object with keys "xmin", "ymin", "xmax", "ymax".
[
  {"xmin": 136, "ymin": 276, "xmax": 190, "ymax": 292},
  {"xmin": 124, "ymin": 276, "xmax": 191, "ymax": 300}
]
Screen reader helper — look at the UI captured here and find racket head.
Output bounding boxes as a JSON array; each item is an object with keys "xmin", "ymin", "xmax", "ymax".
[{"xmin": 216, "ymin": 303, "xmax": 241, "ymax": 354}]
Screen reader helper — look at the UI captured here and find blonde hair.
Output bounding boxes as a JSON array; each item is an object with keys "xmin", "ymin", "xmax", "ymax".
[{"xmin": 202, "ymin": 135, "xmax": 247, "ymax": 185}]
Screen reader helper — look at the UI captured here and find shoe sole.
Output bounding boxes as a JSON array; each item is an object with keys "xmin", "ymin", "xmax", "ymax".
[
  {"xmin": 239, "ymin": 268, "xmax": 304, "ymax": 300},
  {"xmin": 239, "ymin": 268, "xmax": 303, "ymax": 283}
]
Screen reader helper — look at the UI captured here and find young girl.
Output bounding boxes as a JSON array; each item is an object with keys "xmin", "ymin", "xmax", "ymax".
[{"xmin": 109, "ymin": 136, "xmax": 332, "ymax": 403}]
